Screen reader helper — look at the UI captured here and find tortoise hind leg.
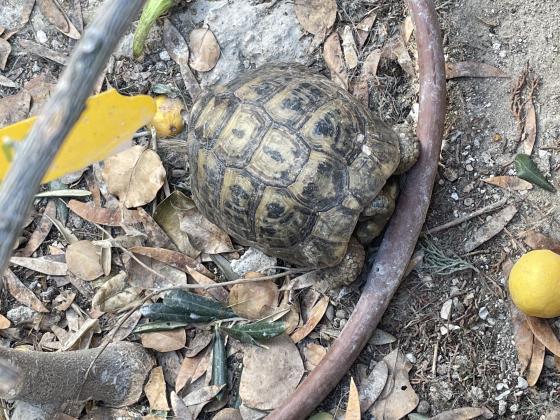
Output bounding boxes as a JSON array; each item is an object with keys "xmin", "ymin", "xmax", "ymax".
[
  {"xmin": 393, "ymin": 123, "xmax": 420, "ymax": 175},
  {"xmin": 354, "ymin": 178, "xmax": 398, "ymax": 245}
]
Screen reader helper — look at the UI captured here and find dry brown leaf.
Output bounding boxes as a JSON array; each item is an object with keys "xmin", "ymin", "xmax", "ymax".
[
  {"xmin": 520, "ymin": 98, "xmax": 536, "ymax": 155},
  {"xmin": 111, "ymin": 310, "xmax": 142, "ymax": 343},
  {"xmin": 382, "ymin": 36, "xmax": 415, "ymax": 77},
  {"xmin": 153, "ymin": 191, "xmax": 200, "ymax": 257},
  {"xmin": 23, "ymin": 73, "xmax": 57, "ymax": 116},
  {"xmin": 351, "ymin": 75, "xmax": 369, "ymax": 107},
  {"xmin": 9, "ymin": 256, "xmax": 67, "ymax": 276},
  {"xmin": 291, "ymin": 295, "xmax": 329, "ymax": 343},
  {"xmin": 294, "ymin": 0, "xmax": 337, "ymax": 35},
  {"xmin": 463, "ymin": 204, "xmax": 517, "ymax": 252},
  {"xmin": 130, "ymin": 246, "xmax": 213, "ymax": 278},
  {"xmin": 323, "ymin": 32, "xmax": 348, "ymax": 89},
  {"xmin": 280, "ymin": 303, "xmax": 301, "ymax": 335},
  {"xmin": 545, "ymin": 410, "xmax": 560, "ymax": 420},
  {"xmin": 180, "ymin": 208, "xmax": 234, "ymax": 255},
  {"xmin": 521, "ymin": 230, "xmax": 560, "ymax": 254},
  {"xmin": 145, "ymin": 366, "xmax": 170, "ymax": 411},
  {"xmin": 0, "ymin": 38, "xmax": 11, "ymax": 70},
  {"xmin": 359, "ymin": 360, "xmax": 389, "ymax": 412},
  {"xmin": 68, "ymin": 199, "xmax": 123, "ymax": 226},
  {"xmin": 212, "ymin": 408, "xmax": 243, "ymax": 420},
  {"xmin": 341, "ymin": 26, "xmax": 359, "ymax": 70},
  {"xmin": 17, "ymin": 200, "xmax": 56, "ymax": 257},
  {"xmin": 228, "ymin": 276, "xmax": 278, "ymax": 319},
  {"xmin": 142, "ymin": 329, "xmax": 187, "ymax": 352},
  {"xmin": 171, "ymin": 391, "xmax": 193, "ymax": 420},
  {"xmin": 4, "ymin": 269, "xmax": 49, "ymax": 313},
  {"xmin": 356, "ymin": 13, "xmax": 376, "ymax": 48},
  {"xmin": 430, "ymin": 406, "xmax": 493, "ymax": 420},
  {"xmin": 175, "ymin": 348, "xmax": 210, "ymax": 392},
  {"xmin": 38, "ymin": 0, "xmax": 81, "ymax": 39},
  {"xmin": 239, "ymin": 335, "xmax": 304, "ymax": 410},
  {"xmin": 164, "ymin": 19, "xmax": 201, "ymax": 99},
  {"xmin": 53, "ymin": 290, "xmax": 76, "ymax": 311},
  {"xmin": 510, "ymin": 305, "xmax": 533, "ymax": 374},
  {"xmin": 0, "ymin": 89, "xmax": 31, "ymax": 127},
  {"xmin": 132, "ymin": 207, "xmax": 176, "ymax": 250},
  {"xmin": 445, "ymin": 61, "xmax": 508, "ymax": 79},
  {"xmin": 401, "ymin": 15, "xmax": 414, "ymax": 43},
  {"xmin": 19, "ymin": 39, "xmax": 69, "ymax": 65},
  {"xmin": 482, "ymin": 175, "xmax": 533, "ymax": 191},
  {"xmin": 0, "ymin": 74, "xmax": 17, "ymax": 88},
  {"xmin": 60, "ymin": 317, "xmax": 99, "ymax": 350},
  {"xmin": 188, "ymin": 27, "xmax": 220, "ymax": 72},
  {"xmin": 369, "ymin": 349, "xmax": 418, "ymax": 420},
  {"xmin": 527, "ymin": 337, "xmax": 545, "ymax": 386},
  {"xmin": 92, "ymin": 271, "xmax": 142, "ymax": 313},
  {"xmin": 345, "ymin": 377, "xmax": 361, "ymax": 420},
  {"xmin": 102, "ymin": 145, "xmax": 166, "ymax": 208},
  {"xmin": 183, "ymin": 384, "xmax": 224, "ymax": 406},
  {"xmin": 0, "ymin": 314, "xmax": 11, "ymax": 330},
  {"xmin": 303, "ymin": 342, "xmax": 327, "ymax": 371},
  {"xmin": 527, "ymin": 316, "xmax": 560, "ymax": 357},
  {"xmin": 363, "ymin": 49, "xmax": 382, "ymax": 78},
  {"xmin": 66, "ymin": 240, "xmax": 104, "ymax": 281},
  {"xmin": 185, "ymin": 330, "xmax": 212, "ymax": 358}
]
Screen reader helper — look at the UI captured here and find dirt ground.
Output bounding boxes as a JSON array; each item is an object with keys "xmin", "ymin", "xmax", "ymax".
[{"xmin": 1, "ymin": 0, "xmax": 560, "ymax": 419}]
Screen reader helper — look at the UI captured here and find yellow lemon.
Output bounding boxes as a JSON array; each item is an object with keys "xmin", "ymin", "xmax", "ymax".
[
  {"xmin": 151, "ymin": 95, "xmax": 185, "ymax": 137},
  {"xmin": 509, "ymin": 249, "xmax": 560, "ymax": 318}
]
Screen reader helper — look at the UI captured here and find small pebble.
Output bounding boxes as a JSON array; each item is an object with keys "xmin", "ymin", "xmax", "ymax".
[
  {"xmin": 416, "ymin": 400, "xmax": 430, "ymax": 414},
  {"xmin": 478, "ymin": 306, "xmax": 489, "ymax": 320},
  {"xmin": 495, "ymin": 389, "xmax": 511, "ymax": 400},
  {"xmin": 544, "ymin": 355, "xmax": 556, "ymax": 369},
  {"xmin": 464, "ymin": 198, "xmax": 474, "ymax": 206},
  {"xmin": 498, "ymin": 400, "xmax": 507, "ymax": 415},
  {"xmin": 516, "ymin": 376, "xmax": 528, "ymax": 390},
  {"xmin": 496, "ymin": 382, "xmax": 507, "ymax": 391},
  {"xmin": 465, "ymin": 164, "xmax": 474, "ymax": 172},
  {"xmin": 335, "ymin": 309, "xmax": 346, "ymax": 319},
  {"xmin": 451, "ymin": 192, "xmax": 459, "ymax": 201},
  {"xmin": 159, "ymin": 50, "xmax": 171, "ymax": 61},
  {"xmin": 406, "ymin": 353, "xmax": 416, "ymax": 364},
  {"xmin": 510, "ymin": 403, "xmax": 519, "ymax": 413},
  {"xmin": 36, "ymin": 30, "xmax": 47, "ymax": 44},
  {"xmin": 339, "ymin": 318, "xmax": 347, "ymax": 329},
  {"xmin": 440, "ymin": 299, "xmax": 453, "ymax": 320},
  {"xmin": 7, "ymin": 306, "xmax": 37, "ymax": 325}
]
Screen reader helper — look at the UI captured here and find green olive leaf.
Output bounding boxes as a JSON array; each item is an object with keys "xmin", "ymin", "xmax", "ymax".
[{"xmin": 514, "ymin": 153, "xmax": 556, "ymax": 192}]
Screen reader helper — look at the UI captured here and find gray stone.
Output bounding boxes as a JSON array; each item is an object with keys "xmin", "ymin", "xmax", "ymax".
[
  {"xmin": 7, "ymin": 306, "xmax": 37, "ymax": 325},
  {"xmin": 416, "ymin": 400, "xmax": 430, "ymax": 415},
  {"xmin": 174, "ymin": 0, "xmax": 313, "ymax": 87},
  {"xmin": 231, "ymin": 247, "xmax": 277, "ymax": 276}
]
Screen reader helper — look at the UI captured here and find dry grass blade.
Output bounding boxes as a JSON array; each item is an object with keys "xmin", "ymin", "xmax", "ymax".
[
  {"xmin": 420, "ymin": 238, "xmax": 476, "ymax": 275},
  {"xmin": 445, "ymin": 61, "xmax": 508, "ymax": 79},
  {"xmin": 526, "ymin": 316, "xmax": 560, "ymax": 357},
  {"xmin": 345, "ymin": 377, "xmax": 361, "ymax": 420},
  {"xmin": 510, "ymin": 305, "xmax": 534, "ymax": 374},
  {"xmin": 527, "ymin": 337, "xmax": 545, "ymax": 386},
  {"xmin": 290, "ymin": 295, "xmax": 329, "ymax": 343}
]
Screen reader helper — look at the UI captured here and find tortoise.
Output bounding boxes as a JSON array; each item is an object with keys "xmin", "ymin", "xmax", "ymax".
[{"xmin": 186, "ymin": 64, "xmax": 419, "ymax": 286}]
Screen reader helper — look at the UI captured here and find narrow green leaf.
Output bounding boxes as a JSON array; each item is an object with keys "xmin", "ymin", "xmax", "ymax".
[
  {"xmin": 133, "ymin": 320, "xmax": 190, "ymax": 333},
  {"xmin": 212, "ymin": 327, "xmax": 227, "ymax": 401},
  {"xmin": 140, "ymin": 302, "xmax": 215, "ymax": 323},
  {"xmin": 163, "ymin": 289, "xmax": 236, "ymax": 320},
  {"xmin": 514, "ymin": 153, "xmax": 556, "ymax": 192},
  {"xmin": 221, "ymin": 320, "xmax": 286, "ymax": 345}
]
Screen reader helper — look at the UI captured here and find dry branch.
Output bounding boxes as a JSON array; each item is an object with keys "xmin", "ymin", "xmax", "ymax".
[
  {"xmin": 0, "ymin": 0, "xmax": 147, "ymax": 287},
  {"xmin": 268, "ymin": 0, "xmax": 447, "ymax": 417}
]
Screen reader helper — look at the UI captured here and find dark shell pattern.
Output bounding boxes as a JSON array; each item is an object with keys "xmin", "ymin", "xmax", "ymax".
[{"xmin": 187, "ymin": 64, "xmax": 400, "ymax": 267}]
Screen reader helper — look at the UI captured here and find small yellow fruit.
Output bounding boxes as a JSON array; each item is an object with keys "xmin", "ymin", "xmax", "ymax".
[
  {"xmin": 509, "ymin": 249, "xmax": 560, "ymax": 318},
  {"xmin": 151, "ymin": 95, "xmax": 185, "ymax": 138}
]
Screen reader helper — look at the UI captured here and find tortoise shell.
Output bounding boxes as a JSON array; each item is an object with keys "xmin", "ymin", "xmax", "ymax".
[{"xmin": 187, "ymin": 64, "xmax": 400, "ymax": 267}]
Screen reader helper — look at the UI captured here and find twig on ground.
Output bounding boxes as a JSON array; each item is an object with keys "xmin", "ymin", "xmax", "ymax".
[{"xmin": 424, "ymin": 195, "xmax": 508, "ymax": 235}]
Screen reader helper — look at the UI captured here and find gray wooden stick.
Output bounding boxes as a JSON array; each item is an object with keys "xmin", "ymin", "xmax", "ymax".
[{"xmin": 0, "ymin": 0, "xmax": 147, "ymax": 288}]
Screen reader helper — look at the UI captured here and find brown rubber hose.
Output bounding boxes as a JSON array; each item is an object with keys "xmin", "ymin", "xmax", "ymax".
[{"xmin": 267, "ymin": 0, "xmax": 446, "ymax": 418}]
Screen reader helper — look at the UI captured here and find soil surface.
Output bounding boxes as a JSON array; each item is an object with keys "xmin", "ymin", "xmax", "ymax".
[{"xmin": 1, "ymin": 0, "xmax": 560, "ymax": 419}]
